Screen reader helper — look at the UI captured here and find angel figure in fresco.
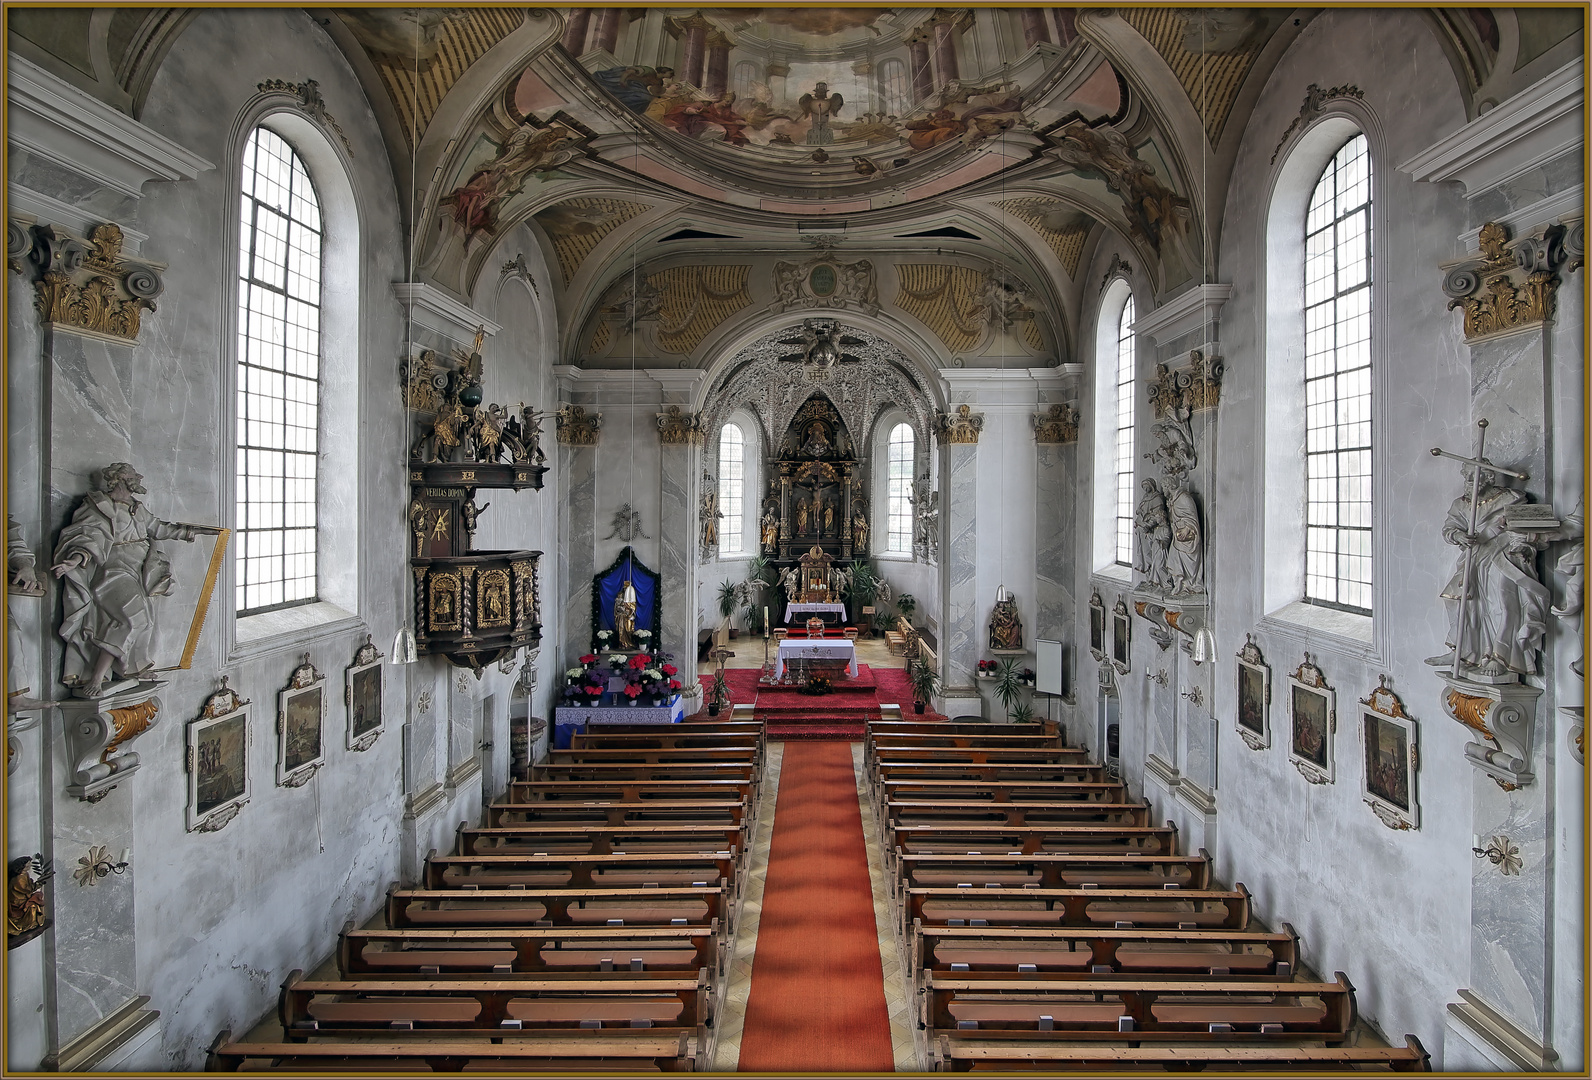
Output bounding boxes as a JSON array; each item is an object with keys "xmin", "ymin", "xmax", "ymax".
[
  {"xmin": 593, "ymin": 65, "xmax": 676, "ymax": 114},
  {"xmin": 440, "ymin": 123, "xmax": 576, "ymax": 247},
  {"xmin": 1050, "ymin": 121, "xmax": 1190, "ymax": 255},
  {"xmin": 798, "ymin": 82, "xmax": 844, "ymax": 146}
]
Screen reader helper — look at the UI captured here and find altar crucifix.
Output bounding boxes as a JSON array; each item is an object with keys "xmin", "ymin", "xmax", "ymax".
[{"xmin": 1425, "ymin": 419, "xmax": 1557, "ymax": 684}]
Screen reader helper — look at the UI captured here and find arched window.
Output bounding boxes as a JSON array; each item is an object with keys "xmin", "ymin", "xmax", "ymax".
[
  {"xmin": 887, "ymin": 423, "xmax": 914, "ymax": 554},
  {"xmin": 235, "ymin": 126, "xmax": 323, "ymax": 615},
  {"xmin": 719, "ymin": 424, "xmax": 745, "ymax": 555},
  {"xmin": 1302, "ymin": 134, "xmax": 1372, "ymax": 613},
  {"xmin": 878, "ymin": 58, "xmax": 909, "ymax": 116},
  {"xmin": 1113, "ymin": 296, "xmax": 1136, "ymax": 566},
  {"xmin": 732, "ymin": 61, "xmax": 759, "ymax": 100}
]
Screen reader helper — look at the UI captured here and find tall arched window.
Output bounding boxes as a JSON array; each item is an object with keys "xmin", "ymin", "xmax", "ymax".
[
  {"xmin": 878, "ymin": 58, "xmax": 909, "ymax": 116},
  {"xmin": 887, "ymin": 423, "xmax": 914, "ymax": 554},
  {"xmin": 236, "ymin": 126, "xmax": 323, "ymax": 615},
  {"xmin": 719, "ymin": 424, "xmax": 745, "ymax": 555},
  {"xmin": 1113, "ymin": 296, "xmax": 1136, "ymax": 566},
  {"xmin": 1303, "ymin": 134, "xmax": 1372, "ymax": 613},
  {"xmin": 732, "ymin": 61, "xmax": 759, "ymax": 100}
]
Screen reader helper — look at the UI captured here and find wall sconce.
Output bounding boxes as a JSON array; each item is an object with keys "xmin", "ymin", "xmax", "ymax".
[
  {"xmin": 72, "ymin": 845, "xmax": 128, "ymax": 888},
  {"xmin": 390, "ymin": 627, "xmax": 418, "ymax": 665},
  {"xmin": 1191, "ymin": 627, "xmax": 1217, "ymax": 665}
]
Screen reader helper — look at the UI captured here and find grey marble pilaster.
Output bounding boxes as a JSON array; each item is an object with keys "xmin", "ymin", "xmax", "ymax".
[
  {"xmin": 941, "ymin": 443, "xmax": 978, "ymax": 692},
  {"xmin": 1035, "ymin": 444, "xmax": 1074, "ymax": 644},
  {"xmin": 658, "ymin": 444, "xmax": 700, "ymax": 692},
  {"xmin": 560, "ymin": 444, "xmax": 597, "ymax": 666},
  {"xmin": 446, "ymin": 667, "xmax": 480, "ymax": 776},
  {"xmin": 1150, "ymin": 671, "xmax": 1177, "ymax": 768}
]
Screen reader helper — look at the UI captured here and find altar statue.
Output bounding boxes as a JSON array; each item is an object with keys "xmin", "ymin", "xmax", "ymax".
[
  {"xmin": 822, "ymin": 498, "xmax": 835, "ymax": 537},
  {"xmin": 796, "ymin": 498, "xmax": 810, "ymax": 535},
  {"xmin": 52, "ymin": 463, "xmax": 202, "ymax": 696},
  {"xmin": 614, "ymin": 579, "xmax": 638, "ymax": 649},
  {"xmin": 760, "ymin": 505, "xmax": 779, "ymax": 552},
  {"xmin": 851, "ymin": 507, "xmax": 868, "ymax": 552}
]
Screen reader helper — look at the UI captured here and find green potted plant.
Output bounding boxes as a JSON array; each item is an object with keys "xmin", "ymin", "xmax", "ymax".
[
  {"xmin": 992, "ymin": 657, "xmax": 1025, "ymax": 719},
  {"xmin": 897, "ymin": 593, "xmax": 917, "ymax": 626},
  {"xmin": 843, "ymin": 559, "xmax": 882, "ymax": 633},
  {"xmin": 1009, "ymin": 702, "xmax": 1037, "ymax": 724},
  {"xmin": 907, "ymin": 658, "xmax": 939, "ymax": 715},
  {"xmin": 718, "ymin": 579, "xmax": 741, "ymax": 638},
  {"xmin": 707, "ymin": 669, "xmax": 731, "ymax": 716}
]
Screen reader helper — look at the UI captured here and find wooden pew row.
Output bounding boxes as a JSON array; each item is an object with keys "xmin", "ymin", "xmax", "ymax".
[
  {"xmin": 865, "ymin": 733, "xmax": 1066, "ymax": 773},
  {"xmin": 422, "ymin": 851, "xmax": 739, "ymax": 896},
  {"xmin": 877, "ymin": 763, "xmax": 1108, "ymax": 786},
  {"xmin": 339, "ymin": 924, "xmax": 724, "ymax": 980},
  {"xmin": 568, "ymin": 731, "xmax": 760, "ymax": 753},
  {"xmin": 894, "ymin": 851, "xmax": 1214, "ymax": 899},
  {"xmin": 386, "ymin": 883, "xmax": 728, "ymax": 932},
  {"xmin": 457, "ymin": 822, "xmax": 745, "ymax": 860},
  {"xmin": 922, "ymin": 972, "xmax": 1357, "ymax": 1042},
  {"xmin": 900, "ymin": 885, "xmax": 1251, "ymax": 936},
  {"xmin": 911, "ymin": 923, "xmax": 1299, "ymax": 983},
  {"xmin": 208, "ymin": 1028, "xmax": 696, "ymax": 1072},
  {"xmin": 888, "ymin": 824, "xmax": 1179, "ymax": 877},
  {"xmin": 276, "ymin": 970, "xmax": 711, "ymax": 1065},
  {"xmin": 932, "ymin": 1033, "xmax": 1432, "ymax": 1072},
  {"xmin": 548, "ymin": 747, "xmax": 759, "ymax": 768},
  {"xmin": 869, "ymin": 721, "xmax": 1065, "ymax": 739},
  {"xmin": 881, "ymin": 800, "xmax": 1148, "ymax": 837},
  {"xmin": 487, "ymin": 799, "xmax": 750, "ymax": 831},
  {"xmin": 508, "ymin": 780, "xmax": 750, "ymax": 805},
  {"xmin": 533, "ymin": 763, "xmax": 759, "ymax": 790},
  {"xmin": 879, "ymin": 779, "xmax": 1119, "ymax": 803}
]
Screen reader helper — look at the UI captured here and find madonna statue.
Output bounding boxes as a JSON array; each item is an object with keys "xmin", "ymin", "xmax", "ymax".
[{"xmin": 614, "ymin": 580, "xmax": 638, "ymax": 649}]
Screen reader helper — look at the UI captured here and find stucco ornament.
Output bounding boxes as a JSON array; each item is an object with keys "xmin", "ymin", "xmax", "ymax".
[
  {"xmin": 51, "ymin": 464, "xmax": 199, "ymax": 697},
  {"xmin": 1472, "ymin": 835, "xmax": 1522, "ymax": 876}
]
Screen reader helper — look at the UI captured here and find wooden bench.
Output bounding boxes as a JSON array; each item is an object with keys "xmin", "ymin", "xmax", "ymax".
[
  {"xmin": 488, "ymin": 798, "xmax": 750, "ymax": 832},
  {"xmin": 338, "ymin": 924, "xmax": 723, "ymax": 980},
  {"xmin": 922, "ymin": 972, "xmax": 1356, "ymax": 1042},
  {"xmin": 568, "ymin": 732, "xmax": 761, "ymax": 751},
  {"xmin": 208, "ymin": 1028, "xmax": 696, "ymax": 1072},
  {"xmin": 422, "ymin": 850, "xmax": 739, "ymax": 895},
  {"xmin": 878, "ymin": 778, "xmax": 1116, "ymax": 803},
  {"xmin": 932, "ymin": 1033, "xmax": 1432, "ymax": 1072},
  {"xmin": 386, "ymin": 883, "xmax": 729, "ymax": 932},
  {"xmin": 894, "ymin": 851, "xmax": 1214, "ymax": 896},
  {"xmin": 549, "ymin": 746, "xmax": 760, "ymax": 768},
  {"xmin": 885, "ymin": 799, "xmax": 1152, "ymax": 829},
  {"xmin": 533, "ymin": 763, "xmax": 760, "ymax": 790},
  {"xmin": 876, "ymin": 762, "xmax": 1106, "ymax": 786},
  {"xmin": 888, "ymin": 824, "xmax": 1179, "ymax": 873},
  {"xmin": 509, "ymin": 779, "xmax": 751, "ymax": 804},
  {"xmin": 911, "ymin": 922, "xmax": 1299, "ymax": 983},
  {"xmin": 457, "ymin": 822, "xmax": 746, "ymax": 860},
  {"xmin": 279, "ymin": 968, "xmax": 710, "ymax": 1033},
  {"xmin": 869, "ymin": 720, "xmax": 1062, "ymax": 738},
  {"xmin": 900, "ymin": 885, "xmax": 1251, "ymax": 936}
]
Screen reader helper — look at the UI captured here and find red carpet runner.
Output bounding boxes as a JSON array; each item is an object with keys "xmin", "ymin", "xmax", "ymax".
[{"xmin": 737, "ymin": 741, "xmax": 895, "ymax": 1071}]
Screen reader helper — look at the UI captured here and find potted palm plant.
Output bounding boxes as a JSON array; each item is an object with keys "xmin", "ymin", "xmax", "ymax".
[
  {"xmin": 718, "ymin": 580, "xmax": 741, "ymax": 638},
  {"xmin": 992, "ymin": 657, "xmax": 1025, "ymax": 719},
  {"xmin": 907, "ymin": 658, "xmax": 939, "ymax": 715},
  {"xmin": 707, "ymin": 669, "xmax": 731, "ymax": 716},
  {"xmin": 897, "ymin": 593, "xmax": 917, "ymax": 626}
]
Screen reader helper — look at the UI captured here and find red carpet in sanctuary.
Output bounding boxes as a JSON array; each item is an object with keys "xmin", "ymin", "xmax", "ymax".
[{"xmin": 736, "ymin": 741, "xmax": 896, "ymax": 1072}]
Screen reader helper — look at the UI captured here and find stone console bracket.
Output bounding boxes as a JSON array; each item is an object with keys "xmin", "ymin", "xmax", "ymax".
[
  {"xmin": 59, "ymin": 685, "xmax": 162, "ymax": 802},
  {"xmin": 1439, "ymin": 675, "xmax": 1542, "ymax": 788}
]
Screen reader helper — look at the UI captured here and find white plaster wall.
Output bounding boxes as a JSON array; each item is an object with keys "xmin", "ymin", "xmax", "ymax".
[
  {"xmin": 1209, "ymin": 7, "xmax": 1481, "ymax": 1056},
  {"xmin": 12, "ymin": 9, "xmax": 410, "ymax": 1067}
]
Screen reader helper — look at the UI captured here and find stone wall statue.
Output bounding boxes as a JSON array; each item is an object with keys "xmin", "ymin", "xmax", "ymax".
[
  {"xmin": 700, "ymin": 492, "xmax": 719, "ymax": 549},
  {"xmin": 1133, "ymin": 479, "xmax": 1170, "ymax": 590},
  {"xmin": 989, "ymin": 591, "xmax": 1023, "ymax": 651},
  {"xmin": 1165, "ymin": 477, "xmax": 1205, "ymax": 596},
  {"xmin": 1425, "ymin": 460, "xmax": 1551, "ymax": 680},
  {"xmin": 760, "ymin": 504, "xmax": 779, "ymax": 553},
  {"xmin": 51, "ymin": 464, "xmax": 204, "ymax": 697}
]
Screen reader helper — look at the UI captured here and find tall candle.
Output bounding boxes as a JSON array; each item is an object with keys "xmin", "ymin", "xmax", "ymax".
[{"xmin": 764, "ymin": 606, "xmax": 769, "ymax": 637}]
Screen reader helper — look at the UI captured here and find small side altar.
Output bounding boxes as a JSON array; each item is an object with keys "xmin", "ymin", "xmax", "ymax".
[{"xmin": 554, "ymin": 694, "xmax": 685, "ymax": 748}]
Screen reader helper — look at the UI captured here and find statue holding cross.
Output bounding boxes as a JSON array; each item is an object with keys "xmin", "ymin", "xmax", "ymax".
[{"xmin": 1424, "ymin": 419, "xmax": 1558, "ymax": 683}]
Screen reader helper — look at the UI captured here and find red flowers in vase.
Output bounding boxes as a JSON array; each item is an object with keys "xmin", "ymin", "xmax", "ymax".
[{"xmin": 623, "ymin": 684, "xmax": 642, "ymax": 699}]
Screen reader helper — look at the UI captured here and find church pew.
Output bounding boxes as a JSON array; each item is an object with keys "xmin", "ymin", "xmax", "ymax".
[
  {"xmin": 386, "ymin": 883, "xmax": 728, "ymax": 932},
  {"xmin": 487, "ymin": 798, "xmax": 750, "ymax": 833},
  {"xmin": 888, "ymin": 821, "xmax": 1177, "ymax": 862},
  {"xmin": 591, "ymin": 720, "xmax": 763, "ymax": 739},
  {"xmin": 456, "ymin": 822, "xmax": 746, "ymax": 860},
  {"xmin": 277, "ymin": 969, "xmax": 710, "ymax": 1055},
  {"xmin": 893, "ymin": 851, "xmax": 1213, "ymax": 897},
  {"xmin": 932, "ymin": 1033, "xmax": 1432, "ymax": 1072},
  {"xmin": 910, "ymin": 923, "xmax": 1299, "ymax": 983},
  {"xmin": 549, "ymin": 746, "xmax": 759, "ymax": 768},
  {"xmin": 921, "ymin": 972, "xmax": 1356, "ymax": 1043},
  {"xmin": 878, "ymin": 778, "xmax": 1116, "ymax": 802},
  {"xmin": 422, "ymin": 850, "xmax": 738, "ymax": 894},
  {"xmin": 872, "ymin": 746, "xmax": 1089, "ymax": 767},
  {"xmin": 338, "ymin": 924, "xmax": 723, "ymax": 980},
  {"xmin": 876, "ymin": 762, "xmax": 1109, "ymax": 786},
  {"xmin": 508, "ymin": 779, "xmax": 751, "ymax": 804},
  {"xmin": 884, "ymin": 799, "xmax": 1151, "ymax": 829},
  {"xmin": 533, "ymin": 762, "xmax": 759, "ymax": 787},
  {"xmin": 865, "ymin": 733, "xmax": 1065, "ymax": 771},
  {"xmin": 869, "ymin": 720, "xmax": 1066, "ymax": 739},
  {"xmin": 900, "ymin": 885, "xmax": 1251, "ymax": 936},
  {"xmin": 568, "ymin": 732, "xmax": 763, "ymax": 771},
  {"xmin": 207, "ymin": 1028, "xmax": 695, "ymax": 1072}
]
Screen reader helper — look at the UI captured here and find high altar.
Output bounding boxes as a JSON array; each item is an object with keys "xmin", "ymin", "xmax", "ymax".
[{"xmin": 770, "ymin": 396, "xmax": 863, "ymax": 563}]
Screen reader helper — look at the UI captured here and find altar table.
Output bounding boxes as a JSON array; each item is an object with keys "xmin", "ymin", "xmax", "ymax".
[
  {"xmin": 772, "ymin": 639, "xmax": 859, "ymax": 680},
  {"xmin": 553, "ymin": 694, "xmax": 685, "ymax": 748},
  {"xmin": 783, "ymin": 602, "xmax": 847, "ymax": 623}
]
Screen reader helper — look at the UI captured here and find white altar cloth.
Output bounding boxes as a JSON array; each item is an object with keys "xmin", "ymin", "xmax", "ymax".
[
  {"xmin": 784, "ymin": 602, "xmax": 847, "ymax": 623},
  {"xmin": 773, "ymin": 639, "xmax": 859, "ymax": 680}
]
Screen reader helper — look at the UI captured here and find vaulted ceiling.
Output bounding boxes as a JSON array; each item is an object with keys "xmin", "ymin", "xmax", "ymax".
[{"xmin": 11, "ymin": 6, "xmax": 1578, "ymax": 367}]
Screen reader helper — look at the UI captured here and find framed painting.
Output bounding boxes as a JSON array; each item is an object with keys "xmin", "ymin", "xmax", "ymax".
[
  {"xmin": 1088, "ymin": 593, "xmax": 1106, "ymax": 662},
  {"xmin": 187, "ymin": 677, "xmax": 250, "ymax": 832},
  {"xmin": 345, "ymin": 635, "xmax": 384, "ymax": 753},
  {"xmin": 277, "ymin": 654, "xmax": 326, "ymax": 787},
  {"xmin": 1110, "ymin": 599, "xmax": 1131, "ymax": 673},
  {"xmin": 1361, "ymin": 676, "xmax": 1419, "ymax": 831},
  {"xmin": 1286, "ymin": 653, "xmax": 1335, "ymax": 784},
  {"xmin": 1235, "ymin": 634, "xmax": 1271, "ymax": 751}
]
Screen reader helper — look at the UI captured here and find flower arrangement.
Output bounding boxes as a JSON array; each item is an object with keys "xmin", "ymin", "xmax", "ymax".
[
  {"xmin": 596, "ymin": 630, "xmax": 611, "ymax": 644},
  {"xmin": 976, "ymin": 659, "xmax": 998, "ymax": 678},
  {"xmin": 1021, "ymin": 667, "xmax": 1036, "ymax": 687},
  {"xmin": 579, "ymin": 653, "xmax": 599, "ymax": 667}
]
